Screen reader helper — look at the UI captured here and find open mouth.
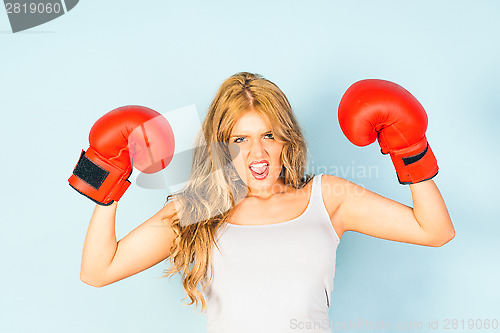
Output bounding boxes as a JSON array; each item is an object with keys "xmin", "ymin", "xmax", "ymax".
[{"xmin": 249, "ymin": 160, "xmax": 269, "ymax": 180}]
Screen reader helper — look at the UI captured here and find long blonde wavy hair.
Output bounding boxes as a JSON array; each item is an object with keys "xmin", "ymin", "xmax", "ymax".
[{"xmin": 162, "ymin": 72, "xmax": 312, "ymax": 312}]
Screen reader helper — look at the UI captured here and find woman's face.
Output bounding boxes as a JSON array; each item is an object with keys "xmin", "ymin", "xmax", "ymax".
[{"xmin": 228, "ymin": 110, "xmax": 284, "ymax": 196}]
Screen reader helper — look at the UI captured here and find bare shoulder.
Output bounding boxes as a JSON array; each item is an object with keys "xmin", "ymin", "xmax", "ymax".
[
  {"xmin": 321, "ymin": 174, "xmax": 365, "ymax": 199},
  {"xmin": 136, "ymin": 199, "xmax": 179, "ymax": 231},
  {"xmin": 156, "ymin": 198, "xmax": 181, "ymax": 225},
  {"xmin": 321, "ymin": 173, "xmax": 357, "ymax": 188},
  {"xmin": 320, "ymin": 174, "xmax": 351, "ymax": 203},
  {"xmin": 320, "ymin": 174, "xmax": 347, "ymax": 188}
]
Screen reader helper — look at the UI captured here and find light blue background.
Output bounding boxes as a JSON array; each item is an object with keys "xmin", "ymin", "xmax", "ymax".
[{"xmin": 1, "ymin": 1, "xmax": 499, "ymax": 332}]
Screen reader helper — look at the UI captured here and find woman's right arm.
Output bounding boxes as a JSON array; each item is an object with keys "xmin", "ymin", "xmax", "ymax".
[{"xmin": 80, "ymin": 201, "xmax": 177, "ymax": 287}]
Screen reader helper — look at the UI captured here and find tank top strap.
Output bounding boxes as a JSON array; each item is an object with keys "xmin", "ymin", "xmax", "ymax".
[
  {"xmin": 308, "ymin": 173, "xmax": 324, "ymax": 210},
  {"xmin": 305, "ymin": 174, "xmax": 339, "ymax": 240}
]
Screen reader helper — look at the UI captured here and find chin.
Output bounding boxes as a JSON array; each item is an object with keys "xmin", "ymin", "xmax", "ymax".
[{"xmin": 245, "ymin": 168, "xmax": 281, "ymax": 190}]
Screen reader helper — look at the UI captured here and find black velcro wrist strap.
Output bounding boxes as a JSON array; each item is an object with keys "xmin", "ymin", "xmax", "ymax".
[
  {"xmin": 402, "ymin": 143, "xmax": 428, "ymax": 166},
  {"xmin": 72, "ymin": 150, "xmax": 109, "ymax": 190}
]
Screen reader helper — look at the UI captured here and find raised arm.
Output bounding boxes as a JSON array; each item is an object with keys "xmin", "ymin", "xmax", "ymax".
[
  {"xmin": 68, "ymin": 105, "xmax": 177, "ymax": 287},
  {"xmin": 80, "ymin": 201, "xmax": 177, "ymax": 287},
  {"xmin": 329, "ymin": 79, "xmax": 454, "ymax": 246},
  {"xmin": 326, "ymin": 176, "xmax": 454, "ymax": 246}
]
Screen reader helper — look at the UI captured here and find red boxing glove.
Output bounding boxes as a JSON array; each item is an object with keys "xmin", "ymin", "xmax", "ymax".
[
  {"xmin": 69, "ymin": 105, "xmax": 175, "ymax": 205},
  {"xmin": 338, "ymin": 79, "xmax": 438, "ymax": 184}
]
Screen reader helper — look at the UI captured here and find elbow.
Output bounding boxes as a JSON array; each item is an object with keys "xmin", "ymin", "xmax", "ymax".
[
  {"xmin": 80, "ymin": 272, "xmax": 106, "ymax": 288},
  {"xmin": 429, "ymin": 228, "xmax": 455, "ymax": 247}
]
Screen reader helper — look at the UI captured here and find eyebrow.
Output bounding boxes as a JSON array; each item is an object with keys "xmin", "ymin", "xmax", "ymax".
[{"xmin": 229, "ymin": 131, "xmax": 272, "ymax": 138}]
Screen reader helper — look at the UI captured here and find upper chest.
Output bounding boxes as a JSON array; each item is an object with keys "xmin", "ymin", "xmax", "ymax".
[{"xmin": 227, "ymin": 182, "xmax": 313, "ymax": 226}]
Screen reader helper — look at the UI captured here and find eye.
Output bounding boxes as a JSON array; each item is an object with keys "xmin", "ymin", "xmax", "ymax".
[
  {"xmin": 233, "ymin": 137, "xmax": 245, "ymax": 143},
  {"xmin": 264, "ymin": 133, "xmax": 274, "ymax": 139}
]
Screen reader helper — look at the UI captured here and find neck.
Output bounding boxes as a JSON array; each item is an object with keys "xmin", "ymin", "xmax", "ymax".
[{"xmin": 246, "ymin": 180, "xmax": 290, "ymax": 200}]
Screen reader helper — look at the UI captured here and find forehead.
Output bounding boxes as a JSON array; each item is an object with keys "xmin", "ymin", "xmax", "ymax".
[{"xmin": 230, "ymin": 110, "xmax": 272, "ymax": 134}]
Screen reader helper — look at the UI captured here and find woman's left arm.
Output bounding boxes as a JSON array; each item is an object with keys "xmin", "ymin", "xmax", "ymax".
[
  {"xmin": 334, "ymin": 79, "xmax": 455, "ymax": 246},
  {"xmin": 328, "ymin": 175, "xmax": 455, "ymax": 247},
  {"xmin": 408, "ymin": 179, "xmax": 455, "ymax": 246}
]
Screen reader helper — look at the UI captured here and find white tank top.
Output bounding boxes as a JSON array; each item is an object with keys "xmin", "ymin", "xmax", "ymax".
[{"xmin": 201, "ymin": 174, "xmax": 340, "ymax": 333}]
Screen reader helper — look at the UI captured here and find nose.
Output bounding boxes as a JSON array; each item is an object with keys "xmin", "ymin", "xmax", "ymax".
[{"xmin": 249, "ymin": 139, "xmax": 266, "ymax": 159}]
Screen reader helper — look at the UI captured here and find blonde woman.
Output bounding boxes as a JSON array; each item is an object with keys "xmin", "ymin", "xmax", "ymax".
[{"xmin": 77, "ymin": 72, "xmax": 455, "ymax": 333}]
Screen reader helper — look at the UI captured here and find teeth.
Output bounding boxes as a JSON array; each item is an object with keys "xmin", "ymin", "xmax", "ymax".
[{"xmin": 249, "ymin": 162, "xmax": 269, "ymax": 174}]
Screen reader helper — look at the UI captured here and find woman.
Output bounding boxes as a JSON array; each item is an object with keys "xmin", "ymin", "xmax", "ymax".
[{"xmin": 79, "ymin": 72, "xmax": 455, "ymax": 333}]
